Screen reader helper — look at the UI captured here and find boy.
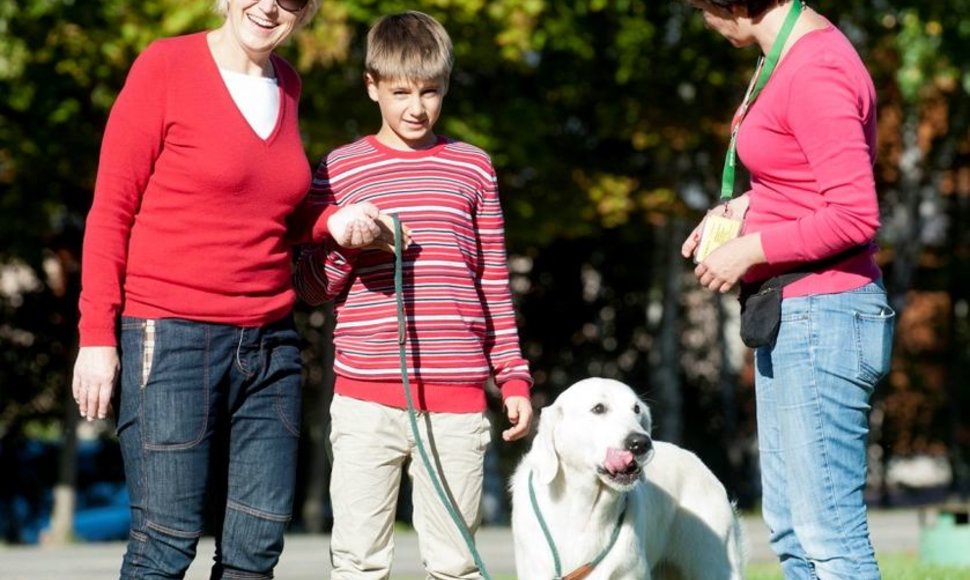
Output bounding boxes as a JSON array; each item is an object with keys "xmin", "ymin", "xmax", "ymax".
[{"xmin": 293, "ymin": 11, "xmax": 533, "ymax": 579}]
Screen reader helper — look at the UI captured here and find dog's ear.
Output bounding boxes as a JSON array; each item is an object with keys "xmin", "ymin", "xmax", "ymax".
[
  {"xmin": 531, "ymin": 404, "xmax": 561, "ymax": 484},
  {"xmin": 638, "ymin": 398, "xmax": 653, "ymax": 434}
]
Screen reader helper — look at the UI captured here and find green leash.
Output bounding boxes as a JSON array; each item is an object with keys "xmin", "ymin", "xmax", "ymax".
[
  {"xmin": 391, "ymin": 215, "xmax": 492, "ymax": 580},
  {"xmin": 527, "ymin": 471, "xmax": 627, "ymax": 580}
]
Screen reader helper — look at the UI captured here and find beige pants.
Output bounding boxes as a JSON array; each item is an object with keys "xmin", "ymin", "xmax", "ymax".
[{"xmin": 328, "ymin": 394, "xmax": 491, "ymax": 580}]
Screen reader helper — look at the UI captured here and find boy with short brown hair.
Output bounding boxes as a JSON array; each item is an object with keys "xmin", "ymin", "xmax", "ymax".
[{"xmin": 294, "ymin": 11, "xmax": 533, "ymax": 579}]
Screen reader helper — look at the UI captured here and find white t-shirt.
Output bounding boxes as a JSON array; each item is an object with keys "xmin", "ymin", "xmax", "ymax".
[{"xmin": 219, "ymin": 68, "xmax": 280, "ymax": 139}]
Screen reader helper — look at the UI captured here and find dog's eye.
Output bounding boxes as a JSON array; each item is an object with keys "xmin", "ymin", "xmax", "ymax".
[
  {"xmin": 633, "ymin": 404, "xmax": 641, "ymax": 414},
  {"xmin": 591, "ymin": 403, "xmax": 606, "ymax": 415}
]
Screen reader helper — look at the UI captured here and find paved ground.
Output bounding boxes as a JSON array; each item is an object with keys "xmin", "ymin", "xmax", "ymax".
[{"xmin": 0, "ymin": 510, "xmax": 924, "ymax": 579}]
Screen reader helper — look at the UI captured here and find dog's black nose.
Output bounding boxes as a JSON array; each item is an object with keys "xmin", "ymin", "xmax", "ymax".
[{"xmin": 625, "ymin": 433, "xmax": 652, "ymax": 456}]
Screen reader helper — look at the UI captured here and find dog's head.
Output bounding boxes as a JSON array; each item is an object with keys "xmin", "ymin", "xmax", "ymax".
[{"xmin": 531, "ymin": 378, "xmax": 654, "ymax": 492}]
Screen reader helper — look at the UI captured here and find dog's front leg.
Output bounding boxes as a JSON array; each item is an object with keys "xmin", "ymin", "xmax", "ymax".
[
  {"xmin": 591, "ymin": 530, "xmax": 649, "ymax": 580},
  {"xmin": 513, "ymin": 541, "xmax": 558, "ymax": 580}
]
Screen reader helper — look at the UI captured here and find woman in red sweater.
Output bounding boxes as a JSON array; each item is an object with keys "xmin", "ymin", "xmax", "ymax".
[
  {"xmin": 682, "ymin": 1, "xmax": 895, "ymax": 578},
  {"xmin": 70, "ymin": 1, "xmax": 391, "ymax": 577}
]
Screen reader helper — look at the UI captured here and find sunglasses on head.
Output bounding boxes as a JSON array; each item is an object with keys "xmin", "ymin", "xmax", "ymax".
[{"xmin": 274, "ymin": 0, "xmax": 309, "ymax": 13}]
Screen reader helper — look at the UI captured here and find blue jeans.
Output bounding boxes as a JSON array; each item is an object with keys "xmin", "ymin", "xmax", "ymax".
[
  {"xmin": 754, "ymin": 281, "xmax": 894, "ymax": 579},
  {"xmin": 116, "ymin": 316, "xmax": 302, "ymax": 579}
]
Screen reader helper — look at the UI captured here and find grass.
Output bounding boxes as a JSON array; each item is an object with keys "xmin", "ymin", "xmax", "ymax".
[
  {"xmin": 392, "ymin": 554, "xmax": 970, "ymax": 580},
  {"xmin": 746, "ymin": 552, "xmax": 970, "ymax": 580},
  {"xmin": 387, "ymin": 520, "xmax": 970, "ymax": 579}
]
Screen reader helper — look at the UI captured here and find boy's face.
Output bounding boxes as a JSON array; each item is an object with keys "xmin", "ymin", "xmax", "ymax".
[{"xmin": 366, "ymin": 74, "xmax": 446, "ymax": 151}]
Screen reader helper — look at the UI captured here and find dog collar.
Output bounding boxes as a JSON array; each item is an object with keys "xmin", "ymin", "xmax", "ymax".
[{"xmin": 528, "ymin": 470, "xmax": 627, "ymax": 580}]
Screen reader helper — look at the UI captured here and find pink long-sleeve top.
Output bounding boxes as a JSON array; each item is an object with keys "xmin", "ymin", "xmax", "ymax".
[{"xmin": 737, "ymin": 22, "xmax": 883, "ymax": 297}]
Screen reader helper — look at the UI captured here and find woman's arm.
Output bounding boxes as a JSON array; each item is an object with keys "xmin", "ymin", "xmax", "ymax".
[
  {"xmin": 759, "ymin": 58, "xmax": 880, "ymax": 263},
  {"xmin": 75, "ymin": 42, "xmax": 169, "ymax": 419},
  {"xmin": 78, "ymin": 43, "xmax": 168, "ymax": 347}
]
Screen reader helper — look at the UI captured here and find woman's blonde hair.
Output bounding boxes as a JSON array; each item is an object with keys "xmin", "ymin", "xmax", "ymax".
[
  {"xmin": 365, "ymin": 11, "xmax": 453, "ymax": 85},
  {"xmin": 212, "ymin": 0, "xmax": 320, "ymax": 27}
]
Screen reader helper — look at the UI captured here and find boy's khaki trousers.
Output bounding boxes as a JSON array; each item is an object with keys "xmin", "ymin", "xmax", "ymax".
[{"xmin": 328, "ymin": 394, "xmax": 491, "ymax": 580}]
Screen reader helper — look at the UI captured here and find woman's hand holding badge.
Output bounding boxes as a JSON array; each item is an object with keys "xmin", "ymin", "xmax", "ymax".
[
  {"xmin": 722, "ymin": 194, "xmax": 750, "ymax": 222},
  {"xmin": 693, "ymin": 232, "xmax": 766, "ymax": 293},
  {"xmin": 682, "ymin": 193, "xmax": 750, "ymax": 260},
  {"xmin": 682, "ymin": 193, "xmax": 763, "ymax": 293}
]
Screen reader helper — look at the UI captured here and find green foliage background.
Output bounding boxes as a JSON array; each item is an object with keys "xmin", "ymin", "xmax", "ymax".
[{"xmin": 1, "ymin": 0, "xmax": 968, "ymax": 533}]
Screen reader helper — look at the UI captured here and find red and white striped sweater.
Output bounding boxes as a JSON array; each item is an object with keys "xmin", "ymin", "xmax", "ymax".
[{"xmin": 294, "ymin": 135, "xmax": 532, "ymax": 412}]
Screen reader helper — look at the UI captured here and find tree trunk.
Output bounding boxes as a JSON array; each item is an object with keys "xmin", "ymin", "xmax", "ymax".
[
  {"xmin": 46, "ymin": 410, "xmax": 78, "ymax": 544},
  {"xmin": 300, "ymin": 302, "xmax": 337, "ymax": 533},
  {"xmin": 45, "ymin": 247, "xmax": 81, "ymax": 545},
  {"xmin": 888, "ymin": 105, "xmax": 927, "ymax": 315},
  {"xmin": 935, "ymin": 89, "xmax": 970, "ymax": 501},
  {"xmin": 652, "ymin": 218, "xmax": 686, "ymax": 444},
  {"xmin": 716, "ymin": 294, "xmax": 738, "ymax": 446}
]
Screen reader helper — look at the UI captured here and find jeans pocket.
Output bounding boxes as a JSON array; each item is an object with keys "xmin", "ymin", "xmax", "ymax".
[
  {"xmin": 854, "ymin": 305, "xmax": 896, "ymax": 385},
  {"xmin": 140, "ymin": 320, "xmax": 157, "ymax": 389},
  {"xmin": 269, "ymin": 341, "xmax": 302, "ymax": 439},
  {"xmin": 118, "ymin": 319, "xmax": 152, "ymax": 436},
  {"xmin": 140, "ymin": 321, "xmax": 210, "ymax": 449},
  {"xmin": 119, "ymin": 317, "xmax": 160, "ymax": 390}
]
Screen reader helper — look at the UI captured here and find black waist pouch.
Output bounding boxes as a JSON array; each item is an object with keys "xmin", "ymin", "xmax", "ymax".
[
  {"xmin": 738, "ymin": 246, "xmax": 869, "ymax": 348},
  {"xmin": 739, "ymin": 280, "xmax": 790, "ymax": 348}
]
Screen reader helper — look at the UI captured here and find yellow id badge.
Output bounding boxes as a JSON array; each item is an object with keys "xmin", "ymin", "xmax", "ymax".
[{"xmin": 695, "ymin": 214, "xmax": 742, "ymax": 263}]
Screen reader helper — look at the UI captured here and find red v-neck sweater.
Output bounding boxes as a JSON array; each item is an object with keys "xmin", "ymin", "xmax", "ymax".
[{"xmin": 79, "ymin": 32, "xmax": 328, "ymax": 346}]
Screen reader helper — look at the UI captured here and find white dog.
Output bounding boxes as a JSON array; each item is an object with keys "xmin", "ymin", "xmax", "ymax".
[{"xmin": 510, "ymin": 378, "xmax": 744, "ymax": 579}]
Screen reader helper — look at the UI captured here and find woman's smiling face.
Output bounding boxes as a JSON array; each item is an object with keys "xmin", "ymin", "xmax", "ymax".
[{"xmin": 225, "ymin": 0, "xmax": 303, "ymax": 58}]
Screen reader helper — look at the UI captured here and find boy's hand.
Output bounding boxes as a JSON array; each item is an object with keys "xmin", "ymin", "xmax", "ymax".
[
  {"xmin": 328, "ymin": 203, "xmax": 382, "ymax": 248},
  {"xmin": 502, "ymin": 396, "xmax": 533, "ymax": 442}
]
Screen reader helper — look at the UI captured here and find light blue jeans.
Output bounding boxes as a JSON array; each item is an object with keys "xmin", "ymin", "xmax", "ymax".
[{"xmin": 754, "ymin": 281, "xmax": 894, "ymax": 579}]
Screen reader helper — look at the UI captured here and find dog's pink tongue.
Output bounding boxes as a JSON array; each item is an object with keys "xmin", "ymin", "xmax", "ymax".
[{"xmin": 604, "ymin": 448, "xmax": 634, "ymax": 474}]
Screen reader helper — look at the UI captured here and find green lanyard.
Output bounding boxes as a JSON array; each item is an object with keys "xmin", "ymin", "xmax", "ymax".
[{"xmin": 720, "ymin": 0, "xmax": 804, "ymax": 200}]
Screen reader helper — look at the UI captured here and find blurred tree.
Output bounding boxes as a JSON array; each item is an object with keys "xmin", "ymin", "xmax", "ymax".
[{"xmin": 843, "ymin": 2, "xmax": 970, "ymax": 503}]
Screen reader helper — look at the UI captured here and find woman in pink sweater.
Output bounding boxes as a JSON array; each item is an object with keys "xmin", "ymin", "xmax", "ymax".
[
  {"xmin": 70, "ymin": 1, "xmax": 394, "ymax": 577},
  {"xmin": 682, "ymin": 1, "xmax": 895, "ymax": 578}
]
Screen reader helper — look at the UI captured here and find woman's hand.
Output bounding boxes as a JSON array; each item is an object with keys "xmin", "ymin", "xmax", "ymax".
[
  {"xmin": 72, "ymin": 346, "xmax": 120, "ymax": 421},
  {"xmin": 693, "ymin": 232, "xmax": 765, "ymax": 293},
  {"xmin": 327, "ymin": 203, "xmax": 382, "ymax": 248},
  {"xmin": 327, "ymin": 203, "xmax": 412, "ymax": 252},
  {"xmin": 502, "ymin": 396, "xmax": 533, "ymax": 442},
  {"xmin": 724, "ymin": 193, "xmax": 751, "ymax": 221},
  {"xmin": 682, "ymin": 193, "xmax": 751, "ymax": 260},
  {"xmin": 682, "ymin": 218, "xmax": 706, "ymax": 260}
]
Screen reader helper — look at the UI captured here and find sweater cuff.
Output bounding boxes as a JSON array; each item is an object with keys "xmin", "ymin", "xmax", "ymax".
[
  {"xmin": 332, "ymin": 245, "xmax": 363, "ymax": 262},
  {"xmin": 759, "ymin": 226, "xmax": 799, "ymax": 265},
  {"xmin": 499, "ymin": 379, "xmax": 531, "ymax": 401},
  {"xmin": 310, "ymin": 205, "xmax": 341, "ymax": 244},
  {"xmin": 79, "ymin": 326, "xmax": 118, "ymax": 348}
]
